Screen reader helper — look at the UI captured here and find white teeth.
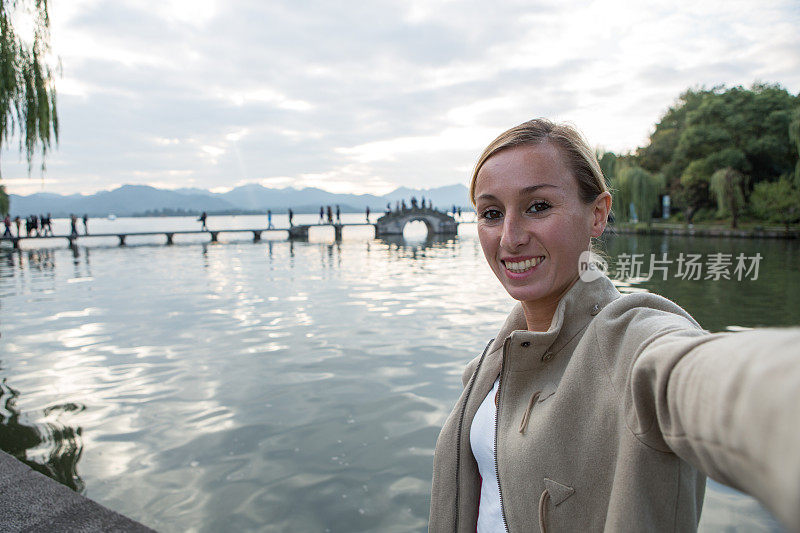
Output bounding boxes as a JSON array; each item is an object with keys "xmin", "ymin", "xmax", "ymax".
[{"xmin": 505, "ymin": 257, "xmax": 544, "ymax": 272}]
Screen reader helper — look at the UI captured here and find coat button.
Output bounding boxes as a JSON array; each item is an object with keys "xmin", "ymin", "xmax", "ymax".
[
  {"xmin": 521, "ymin": 341, "xmax": 530, "ymax": 347},
  {"xmin": 541, "ymin": 351, "xmax": 553, "ymax": 362},
  {"xmin": 590, "ymin": 303, "xmax": 601, "ymax": 316}
]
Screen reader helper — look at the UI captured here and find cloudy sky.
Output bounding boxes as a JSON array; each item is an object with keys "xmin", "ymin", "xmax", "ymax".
[{"xmin": 2, "ymin": 0, "xmax": 799, "ymax": 196}]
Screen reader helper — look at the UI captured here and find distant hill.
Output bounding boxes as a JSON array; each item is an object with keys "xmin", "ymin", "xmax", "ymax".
[
  {"xmin": 9, "ymin": 185, "xmax": 236, "ymax": 217},
  {"xmin": 8, "ymin": 183, "xmax": 471, "ymax": 217}
]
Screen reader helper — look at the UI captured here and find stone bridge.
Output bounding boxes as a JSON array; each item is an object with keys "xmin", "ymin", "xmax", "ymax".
[{"xmin": 374, "ymin": 207, "xmax": 458, "ymax": 236}]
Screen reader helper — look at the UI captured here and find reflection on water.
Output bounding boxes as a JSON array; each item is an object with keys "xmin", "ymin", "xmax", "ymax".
[
  {"xmin": 0, "ymin": 226, "xmax": 795, "ymax": 532},
  {"xmin": 602, "ymin": 234, "xmax": 800, "ymax": 330},
  {"xmin": 0, "ymin": 376, "xmax": 85, "ymax": 492}
]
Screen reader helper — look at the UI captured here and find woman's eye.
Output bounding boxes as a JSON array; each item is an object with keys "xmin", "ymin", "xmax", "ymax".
[
  {"xmin": 481, "ymin": 209, "xmax": 503, "ymax": 220},
  {"xmin": 527, "ymin": 201, "xmax": 551, "ymax": 213}
]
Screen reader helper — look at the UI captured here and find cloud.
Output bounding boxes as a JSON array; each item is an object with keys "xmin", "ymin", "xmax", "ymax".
[
  {"xmin": 2, "ymin": 0, "xmax": 798, "ymax": 195},
  {"xmin": 335, "ymin": 126, "xmax": 495, "ymax": 164}
]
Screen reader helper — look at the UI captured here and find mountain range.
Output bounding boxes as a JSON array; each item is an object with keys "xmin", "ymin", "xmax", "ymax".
[{"xmin": 8, "ymin": 183, "xmax": 472, "ymax": 217}]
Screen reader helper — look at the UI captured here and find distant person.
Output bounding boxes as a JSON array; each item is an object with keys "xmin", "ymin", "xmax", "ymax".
[
  {"xmin": 401, "ymin": 199, "xmax": 407, "ymax": 211},
  {"xmin": 14, "ymin": 216, "xmax": 20, "ymax": 237},
  {"xmin": 2, "ymin": 214, "xmax": 11, "ymax": 237},
  {"xmin": 267, "ymin": 210, "xmax": 274, "ymax": 229},
  {"xmin": 33, "ymin": 215, "xmax": 41, "ymax": 237},
  {"xmin": 421, "ymin": 196, "xmax": 426, "ymax": 209},
  {"xmin": 198, "ymin": 211, "xmax": 207, "ymax": 231},
  {"xmin": 386, "ymin": 202, "xmax": 391, "ymax": 215},
  {"xmin": 42, "ymin": 213, "xmax": 52, "ymax": 235},
  {"xmin": 395, "ymin": 201, "xmax": 400, "ymax": 212},
  {"xmin": 69, "ymin": 214, "xmax": 78, "ymax": 237},
  {"xmin": 457, "ymin": 206, "xmax": 462, "ymax": 219},
  {"xmin": 319, "ymin": 206, "xmax": 324, "ymax": 223},
  {"xmin": 326, "ymin": 205, "xmax": 333, "ymax": 224},
  {"xmin": 82, "ymin": 214, "xmax": 89, "ymax": 235},
  {"xmin": 452, "ymin": 204, "xmax": 457, "ymax": 217},
  {"xmin": 335, "ymin": 205, "xmax": 341, "ymax": 224},
  {"xmin": 411, "ymin": 196, "xmax": 418, "ymax": 209},
  {"xmin": 365, "ymin": 206, "xmax": 370, "ymax": 223},
  {"xmin": 288, "ymin": 208, "xmax": 294, "ymax": 227}
]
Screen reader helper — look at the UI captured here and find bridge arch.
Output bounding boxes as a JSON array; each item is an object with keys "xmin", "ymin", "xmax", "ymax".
[{"xmin": 374, "ymin": 208, "xmax": 458, "ymax": 237}]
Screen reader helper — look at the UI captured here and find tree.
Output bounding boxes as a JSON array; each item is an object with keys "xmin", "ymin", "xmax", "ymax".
[
  {"xmin": 613, "ymin": 165, "xmax": 662, "ymax": 223},
  {"xmin": 710, "ymin": 167, "xmax": 747, "ymax": 228},
  {"xmin": 750, "ymin": 178, "xmax": 800, "ymax": 231},
  {"xmin": 0, "ymin": 0, "xmax": 58, "ymax": 177},
  {"xmin": 789, "ymin": 106, "xmax": 800, "ymax": 187},
  {"xmin": 597, "ymin": 151, "xmax": 617, "ymax": 184},
  {"xmin": 678, "ymin": 160, "xmax": 711, "ymax": 222},
  {"xmin": 635, "ymin": 84, "xmax": 800, "ymax": 219}
]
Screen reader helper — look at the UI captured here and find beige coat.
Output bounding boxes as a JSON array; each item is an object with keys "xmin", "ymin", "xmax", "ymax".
[{"xmin": 429, "ymin": 274, "xmax": 800, "ymax": 532}]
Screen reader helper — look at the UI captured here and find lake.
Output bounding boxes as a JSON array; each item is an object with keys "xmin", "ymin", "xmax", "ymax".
[{"xmin": 1, "ymin": 214, "xmax": 796, "ymax": 532}]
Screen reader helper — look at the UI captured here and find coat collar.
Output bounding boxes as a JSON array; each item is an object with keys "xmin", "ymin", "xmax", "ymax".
[{"xmin": 486, "ymin": 274, "xmax": 621, "ymax": 357}]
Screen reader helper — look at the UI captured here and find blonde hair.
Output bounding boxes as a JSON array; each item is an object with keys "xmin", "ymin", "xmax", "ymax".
[{"xmin": 469, "ymin": 118, "xmax": 608, "ymax": 206}]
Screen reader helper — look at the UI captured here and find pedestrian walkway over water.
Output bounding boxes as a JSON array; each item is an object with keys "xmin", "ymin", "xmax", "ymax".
[
  {"xmin": 0, "ymin": 211, "xmax": 463, "ymax": 249},
  {"xmin": 0, "ymin": 224, "xmax": 369, "ymax": 248},
  {"xmin": 375, "ymin": 207, "xmax": 458, "ymax": 236}
]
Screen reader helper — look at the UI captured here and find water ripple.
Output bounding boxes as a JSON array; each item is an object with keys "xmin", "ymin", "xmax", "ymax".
[{"xmin": 0, "ymin": 230, "xmax": 795, "ymax": 532}]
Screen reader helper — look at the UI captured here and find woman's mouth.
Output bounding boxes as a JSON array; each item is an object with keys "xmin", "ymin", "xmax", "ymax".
[{"xmin": 503, "ymin": 256, "xmax": 545, "ymax": 273}]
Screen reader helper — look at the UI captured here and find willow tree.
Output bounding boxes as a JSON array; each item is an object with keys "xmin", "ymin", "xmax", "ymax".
[
  {"xmin": 613, "ymin": 165, "xmax": 663, "ymax": 223},
  {"xmin": 710, "ymin": 167, "xmax": 747, "ymax": 228},
  {"xmin": 0, "ymin": 0, "xmax": 58, "ymax": 178},
  {"xmin": 790, "ymin": 106, "xmax": 800, "ymax": 187}
]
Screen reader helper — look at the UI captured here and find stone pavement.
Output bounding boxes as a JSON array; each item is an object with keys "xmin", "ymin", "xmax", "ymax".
[{"xmin": 0, "ymin": 450, "xmax": 154, "ymax": 532}]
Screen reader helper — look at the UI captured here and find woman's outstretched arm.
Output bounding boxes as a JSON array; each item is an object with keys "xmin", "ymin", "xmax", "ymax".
[{"xmin": 628, "ymin": 326, "xmax": 800, "ymax": 530}]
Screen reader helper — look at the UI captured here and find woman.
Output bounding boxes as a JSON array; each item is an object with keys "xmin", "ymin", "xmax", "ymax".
[{"xmin": 429, "ymin": 119, "xmax": 800, "ymax": 532}]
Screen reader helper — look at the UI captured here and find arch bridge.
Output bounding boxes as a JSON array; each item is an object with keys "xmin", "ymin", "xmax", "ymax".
[{"xmin": 374, "ymin": 207, "xmax": 458, "ymax": 236}]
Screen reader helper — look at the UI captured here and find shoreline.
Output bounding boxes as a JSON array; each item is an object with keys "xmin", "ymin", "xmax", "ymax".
[
  {"xmin": 0, "ymin": 450, "xmax": 153, "ymax": 532},
  {"xmin": 609, "ymin": 222, "xmax": 799, "ymax": 239}
]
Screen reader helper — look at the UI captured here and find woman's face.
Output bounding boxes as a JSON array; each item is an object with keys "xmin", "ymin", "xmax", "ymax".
[{"xmin": 474, "ymin": 142, "xmax": 608, "ymax": 308}]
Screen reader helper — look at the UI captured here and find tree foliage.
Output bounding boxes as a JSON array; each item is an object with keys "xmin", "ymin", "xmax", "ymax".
[
  {"xmin": 789, "ymin": 106, "xmax": 800, "ymax": 187},
  {"xmin": 611, "ymin": 165, "xmax": 662, "ymax": 223},
  {"xmin": 0, "ymin": 0, "xmax": 58, "ymax": 177},
  {"xmin": 597, "ymin": 150, "xmax": 617, "ymax": 185},
  {"xmin": 621, "ymin": 83, "xmax": 800, "ymax": 222},
  {"xmin": 0, "ymin": 183, "xmax": 7, "ymax": 214},
  {"xmin": 750, "ymin": 178, "xmax": 800, "ymax": 230},
  {"xmin": 710, "ymin": 167, "xmax": 747, "ymax": 228}
]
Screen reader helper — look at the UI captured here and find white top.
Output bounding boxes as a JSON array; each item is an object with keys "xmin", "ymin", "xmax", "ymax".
[{"xmin": 470, "ymin": 377, "xmax": 504, "ymax": 532}]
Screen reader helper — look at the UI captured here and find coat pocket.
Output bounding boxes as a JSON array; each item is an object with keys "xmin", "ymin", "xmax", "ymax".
[{"xmin": 538, "ymin": 478, "xmax": 575, "ymax": 532}]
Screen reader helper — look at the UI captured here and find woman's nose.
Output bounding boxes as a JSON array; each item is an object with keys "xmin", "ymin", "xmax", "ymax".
[{"xmin": 499, "ymin": 213, "xmax": 529, "ymax": 250}]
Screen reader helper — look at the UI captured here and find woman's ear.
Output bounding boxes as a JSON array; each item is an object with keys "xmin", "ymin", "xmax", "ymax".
[{"xmin": 590, "ymin": 192, "xmax": 612, "ymax": 238}]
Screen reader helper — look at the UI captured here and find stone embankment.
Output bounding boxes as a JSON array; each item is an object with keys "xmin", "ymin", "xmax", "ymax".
[
  {"xmin": 610, "ymin": 223, "xmax": 799, "ymax": 239},
  {"xmin": 0, "ymin": 451, "xmax": 154, "ymax": 532}
]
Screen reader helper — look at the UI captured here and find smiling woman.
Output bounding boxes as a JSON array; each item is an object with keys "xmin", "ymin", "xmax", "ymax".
[
  {"xmin": 473, "ymin": 142, "xmax": 610, "ymax": 331},
  {"xmin": 429, "ymin": 118, "xmax": 800, "ymax": 532}
]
